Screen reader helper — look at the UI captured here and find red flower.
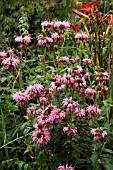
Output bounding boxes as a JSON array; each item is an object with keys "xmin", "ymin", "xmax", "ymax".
[
  {"xmin": 79, "ymin": 2, "xmax": 100, "ymax": 13},
  {"xmin": 71, "ymin": 23, "xmax": 81, "ymax": 32},
  {"xmin": 71, "ymin": 8, "xmax": 89, "ymax": 19}
]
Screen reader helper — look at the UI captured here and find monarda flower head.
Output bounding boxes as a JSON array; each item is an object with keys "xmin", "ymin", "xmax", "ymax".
[
  {"xmin": 27, "ymin": 106, "xmax": 38, "ymax": 115},
  {"xmin": 13, "ymin": 91, "xmax": 30, "ymax": 102},
  {"xmin": 32, "ymin": 126, "xmax": 50, "ymax": 144},
  {"xmin": 53, "ymin": 21, "xmax": 70, "ymax": 29},
  {"xmin": 0, "ymin": 51, "xmax": 7, "ymax": 58},
  {"xmin": 58, "ymin": 163, "xmax": 74, "ymax": 170},
  {"xmin": 82, "ymin": 58, "xmax": 91, "ymax": 65},
  {"xmin": 49, "ymin": 82, "xmax": 65, "ymax": 92},
  {"xmin": 15, "ymin": 35, "xmax": 31, "ymax": 44},
  {"xmin": 41, "ymin": 21, "xmax": 54, "ymax": 28},
  {"xmin": 26, "ymin": 83, "xmax": 44, "ymax": 95},
  {"xmin": 91, "ymin": 128, "xmax": 107, "ymax": 141},
  {"xmin": 2, "ymin": 57, "xmax": 20, "ymax": 69},
  {"xmin": 74, "ymin": 33, "xmax": 88, "ymax": 40},
  {"xmin": 37, "ymin": 34, "xmax": 53, "ymax": 46},
  {"xmin": 63, "ymin": 125, "xmax": 77, "ymax": 136}
]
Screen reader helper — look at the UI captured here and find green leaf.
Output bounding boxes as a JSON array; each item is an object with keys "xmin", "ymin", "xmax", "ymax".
[
  {"xmin": 1, "ymin": 77, "xmax": 7, "ymax": 83},
  {"xmin": 24, "ymin": 147, "xmax": 32, "ymax": 154},
  {"xmin": 17, "ymin": 161, "xmax": 24, "ymax": 170},
  {"xmin": 24, "ymin": 164, "xmax": 29, "ymax": 170},
  {"xmin": 102, "ymin": 148, "xmax": 113, "ymax": 154}
]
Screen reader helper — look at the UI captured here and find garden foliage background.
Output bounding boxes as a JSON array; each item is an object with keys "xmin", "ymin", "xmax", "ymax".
[{"xmin": 0, "ymin": 0, "xmax": 113, "ymax": 170}]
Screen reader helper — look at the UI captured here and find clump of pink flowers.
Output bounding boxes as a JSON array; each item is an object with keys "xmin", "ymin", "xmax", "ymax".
[
  {"xmin": 27, "ymin": 106, "xmax": 38, "ymax": 115},
  {"xmin": 49, "ymin": 81, "xmax": 65, "ymax": 92},
  {"xmin": 82, "ymin": 58, "xmax": 91, "ymax": 65},
  {"xmin": 13, "ymin": 91, "xmax": 30, "ymax": 102},
  {"xmin": 58, "ymin": 163, "xmax": 74, "ymax": 170},
  {"xmin": 85, "ymin": 88, "xmax": 96, "ymax": 98},
  {"xmin": 37, "ymin": 34, "xmax": 53, "ymax": 47},
  {"xmin": 94, "ymin": 71, "xmax": 109, "ymax": 82},
  {"xmin": 86, "ymin": 105, "xmax": 101, "ymax": 119},
  {"xmin": 53, "ymin": 20, "xmax": 70, "ymax": 29},
  {"xmin": 32, "ymin": 125, "xmax": 50, "ymax": 144},
  {"xmin": 15, "ymin": 35, "xmax": 31, "ymax": 44},
  {"xmin": 62, "ymin": 97, "xmax": 78, "ymax": 112},
  {"xmin": 41, "ymin": 20, "xmax": 54, "ymax": 32},
  {"xmin": 57, "ymin": 56, "xmax": 69, "ymax": 63},
  {"xmin": 13, "ymin": 91, "xmax": 30, "ymax": 108},
  {"xmin": 91, "ymin": 128, "xmax": 107, "ymax": 141},
  {"xmin": 26, "ymin": 83, "xmax": 44, "ymax": 96},
  {"xmin": 74, "ymin": 33, "xmax": 88, "ymax": 39},
  {"xmin": 2, "ymin": 57, "xmax": 20, "ymax": 69},
  {"xmin": 63, "ymin": 125, "xmax": 77, "ymax": 136},
  {"xmin": 31, "ymin": 104, "xmax": 65, "ymax": 144},
  {"xmin": 51, "ymin": 32, "xmax": 60, "ymax": 42},
  {"xmin": 95, "ymin": 84, "xmax": 108, "ymax": 95}
]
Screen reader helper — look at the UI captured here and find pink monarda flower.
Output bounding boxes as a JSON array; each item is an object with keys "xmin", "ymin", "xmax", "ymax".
[
  {"xmin": 37, "ymin": 104, "xmax": 65, "ymax": 125},
  {"xmin": 39, "ymin": 96, "xmax": 48, "ymax": 105},
  {"xmin": 62, "ymin": 21, "xmax": 70, "ymax": 28},
  {"xmin": 74, "ymin": 77, "xmax": 86, "ymax": 88},
  {"xmin": 57, "ymin": 56, "xmax": 69, "ymax": 62},
  {"xmin": 32, "ymin": 127, "xmax": 50, "ymax": 144},
  {"xmin": 53, "ymin": 74, "xmax": 62, "ymax": 82},
  {"xmin": 44, "ymin": 104, "xmax": 65, "ymax": 123},
  {"xmin": 51, "ymin": 32, "xmax": 59, "ymax": 41},
  {"xmin": 0, "ymin": 51, "xmax": 7, "ymax": 58},
  {"xmin": 23, "ymin": 35, "xmax": 31, "ymax": 44},
  {"xmin": 37, "ymin": 114, "xmax": 45, "ymax": 126},
  {"xmin": 85, "ymin": 88, "xmax": 96, "ymax": 97},
  {"xmin": 15, "ymin": 35, "xmax": 31, "ymax": 44},
  {"xmin": 54, "ymin": 21, "xmax": 70, "ymax": 29},
  {"xmin": 27, "ymin": 106, "xmax": 38, "ymax": 115},
  {"xmin": 86, "ymin": 105, "xmax": 101, "ymax": 114},
  {"xmin": 15, "ymin": 36, "xmax": 23, "ymax": 42},
  {"xmin": 13, "ymin": 91, "xmax": 30, "ymax": 102},
  {"xmin": 2, "ymin": 57, "xmax": 20, "ymax": 68},
  {"xmin": 74, "ymin": 33, "xmax": 88, "ymax": 39},
  {"xmin": 62, "ymin": 97, "xmax": 78, "ymax": 112},
  {"xmin": 71, "ymin": 56, "xmax": 79, "ymax": 63},
  {"xmin": 94, "ymin": 71, "xmax": 109, "ymax": 77},
  {"xmin": 69, "ymin": 66, "xmax": 83, "ymax": 76},
  {"xmin": 58, "ymin": 164, "xmax": 74, "ymax": 170},
  {"xmin": 54, "ymin": 21, "xmax": 62, "ymax": 28},
  {"xmin": 63, "ymin": 125, "xmax": 77, "ymax": 136},
  {"xmin": 70, "ymin": 66, "xmax": 89, "ymax": 79},
  {"xmin": 86, "ymin": 105, "xmax": 101, "ymax": 119},
  {"xmin": 41, "ymin": 21, "xmax": 54, "ymax": 32},
  {"xmin": 75, "ymin": 108, "xmax": 85, "ymax": 117},
  {"xmin": 95, "ymin": 84, "xmax": 108, "ymax": 95},
  {"xmin": 46, "ymin": 36, "xmax": 53, "ymax": 43},
  {"xmin": 62, "ymin": 75, "xmax": 75, "ymax": 85},
  {"xmin": 82, "ymin": 58, "xmax": 91, "ymax": 65},
  {"xmin": 37, "ymin": 34, "xmax": 47, "ymax": 46},
  {"xmin": 94, "ymin": 71, "xmax": 109, "ymax": 81},
  {"xmin": 37, "ymin": 34, "xmax": 53, "ymax": 46},
  {"xmin": 46, "ymin": 109, "xmax": 65, "ymax": 123},
  {"xmin": 91, "ymin": 128, "xmax": 107, "ymax": 141},
  {"xmin": 41, "ymin": 21, "xmax": 54, "ymax": 27},
  {"xmin": 26, "ymin": 84, "xmax": 44, "ymax": 95},
  {"xmin": 49, "ymin": 82, "xmax": 65, "ymax": 92}
]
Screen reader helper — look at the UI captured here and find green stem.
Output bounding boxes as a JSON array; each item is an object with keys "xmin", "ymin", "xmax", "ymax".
[
  {"xmin": 0, "ymin": 133, "xmax": 31, "ymax": 150},
  {"xmin": 1, "ymin": 109, "xmax": 9, "ymax": 159}
]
